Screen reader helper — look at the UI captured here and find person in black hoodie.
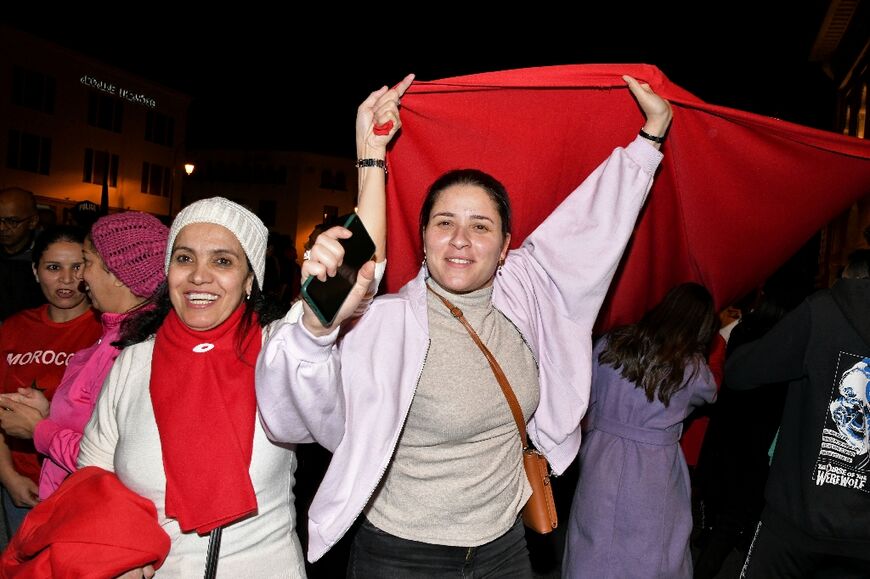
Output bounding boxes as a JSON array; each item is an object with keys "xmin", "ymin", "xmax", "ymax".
[
  {"xmin": 726, "ymin": 249, "xmax": 870, "ymax": 578},
  {"xmin": 693, "ymin": 291, "xmax": 791, "ymax": 578}
]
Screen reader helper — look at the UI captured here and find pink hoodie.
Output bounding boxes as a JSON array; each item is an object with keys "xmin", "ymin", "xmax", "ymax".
[{"xmin": 33, "ymin": 312, "xmax": 128, "ymax": 499}]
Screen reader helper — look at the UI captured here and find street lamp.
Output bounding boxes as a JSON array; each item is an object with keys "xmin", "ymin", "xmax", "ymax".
[{"xmin": 167, "ymin": 159, "xmax": 193, "ymax": 219}]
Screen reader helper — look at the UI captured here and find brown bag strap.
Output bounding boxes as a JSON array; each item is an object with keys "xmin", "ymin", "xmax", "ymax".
[{"xmin": 427, "ymin": 285, "xmax": 529, "ymax": 449}]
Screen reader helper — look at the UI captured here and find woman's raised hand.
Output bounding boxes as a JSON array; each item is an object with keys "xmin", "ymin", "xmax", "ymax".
[
  {"xmin": 623, "ymin": 75, "xmax": 673, "ymax": 147},
  {"xmin": 356, "ymin": 74, "xmax": 415, "ymax": 157}
]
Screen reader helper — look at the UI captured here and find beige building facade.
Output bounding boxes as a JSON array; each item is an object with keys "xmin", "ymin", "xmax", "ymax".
[
  {"xmin": 182, "ymin": 149, "xmax": 358, "ymax": 261},
  {"xmin": 0, "ymin": 26, "xmax": 191, "ymax": 221}
]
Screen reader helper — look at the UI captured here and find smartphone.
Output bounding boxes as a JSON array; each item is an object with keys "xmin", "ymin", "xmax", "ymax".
[{"xmin": 300, "ymin": 213, "xmax": 376, "ymax": 327}]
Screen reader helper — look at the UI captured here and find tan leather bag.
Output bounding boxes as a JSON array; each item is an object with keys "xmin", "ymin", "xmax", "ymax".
[
  {"xmin": 521, "ymin": 448, "xmax": 558, "ymax": 533},
  {"xmin": 428, "ymin": 287, "xmax": 558, "ymax": 534}
]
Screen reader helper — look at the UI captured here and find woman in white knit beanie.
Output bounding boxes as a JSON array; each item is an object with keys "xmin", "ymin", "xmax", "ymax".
[{"xmin": 77, "ymin": 74, "xmax": 403, "ymax": 577}]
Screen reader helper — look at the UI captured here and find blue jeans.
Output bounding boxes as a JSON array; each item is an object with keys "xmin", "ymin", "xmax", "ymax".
[
  {"xmin": 2, "ymin": 488, "xmax": 31, "ymax": 539},
  {"xmin": 348, "ymin": 516, "xmax": 532, "ymax": 578}
]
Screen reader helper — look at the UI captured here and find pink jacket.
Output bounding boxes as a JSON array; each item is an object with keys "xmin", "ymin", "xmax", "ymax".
[
  {"xmin": 33, "ymin": 312, "xmax": 128, "ymax": 499},
  {"xmin": 256, "ymin": 137, "xmax": 662, "ymax": 561}
]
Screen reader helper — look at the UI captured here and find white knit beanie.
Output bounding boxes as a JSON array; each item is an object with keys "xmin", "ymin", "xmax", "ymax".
[{"xmin": 165, "ymin": 197, "xmax": 268, "ymax": 290}]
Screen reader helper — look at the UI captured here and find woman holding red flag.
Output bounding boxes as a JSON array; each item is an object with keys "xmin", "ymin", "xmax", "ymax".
[{"xmin": 257, "ymin": 74, "xmax": 672, "ymax": 576}]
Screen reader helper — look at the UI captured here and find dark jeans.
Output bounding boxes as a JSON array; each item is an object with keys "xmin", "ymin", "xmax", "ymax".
[
  {"xmin": 740, "ymin": 522, "xmax": 870, "ymax": 579},
  {"xmin": 347, "ymin": 516, "xmax": 533, "ymax": 578}
]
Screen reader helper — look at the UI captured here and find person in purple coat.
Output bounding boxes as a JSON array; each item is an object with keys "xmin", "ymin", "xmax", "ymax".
[{"xmin": 564, "ymin": 282, "xmax": 719, "ymax": 579}]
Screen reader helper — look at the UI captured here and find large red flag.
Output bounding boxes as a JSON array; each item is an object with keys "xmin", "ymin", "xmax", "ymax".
[{"xmin": 384, "ymin": 64, "xmax": 870, "ymax": 330}]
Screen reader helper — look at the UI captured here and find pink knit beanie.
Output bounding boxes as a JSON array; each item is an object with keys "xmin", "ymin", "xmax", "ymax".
[{"xmin": 90, "ymin": 212, "xmax": 169, "ymax": 298}]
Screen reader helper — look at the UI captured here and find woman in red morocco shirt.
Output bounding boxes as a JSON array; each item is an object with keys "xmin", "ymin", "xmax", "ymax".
[{"xmin": 0, "ymin": 225, "xmax": 100, "ymax": 536}]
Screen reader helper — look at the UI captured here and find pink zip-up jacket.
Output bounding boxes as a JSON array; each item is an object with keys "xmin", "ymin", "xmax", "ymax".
[
  {"xmin": 256, "ymin": 137, "xmax": 662, "ymax": 561},
  {"xmin": 33, "ymin": 312, "xmax": 128, "ymax": 499}
]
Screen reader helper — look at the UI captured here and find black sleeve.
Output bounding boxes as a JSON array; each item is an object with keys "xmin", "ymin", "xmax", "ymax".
[{"xmin": 725, "ymin": 299, "xmax": 810, "ymax": 390}]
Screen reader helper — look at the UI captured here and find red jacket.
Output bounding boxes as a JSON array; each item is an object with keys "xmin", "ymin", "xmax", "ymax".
[{"xmin": 0, "ymin": 466, "xmax": 170, "ymax": 578}]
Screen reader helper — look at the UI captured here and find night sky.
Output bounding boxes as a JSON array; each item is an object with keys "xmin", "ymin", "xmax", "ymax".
[{"xmin": 5, "ymin": 5, "xmax": 839, "ymax": 156}]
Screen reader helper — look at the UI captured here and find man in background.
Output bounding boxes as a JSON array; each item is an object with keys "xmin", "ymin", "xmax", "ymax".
[{"xmin": 0, "ymin": 187, "xmax": 44, "ymax": 320}]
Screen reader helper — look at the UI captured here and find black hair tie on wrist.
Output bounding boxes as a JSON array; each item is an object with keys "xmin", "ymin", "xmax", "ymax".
[{"xmin": 639, "ymin": 128, "xmax": 665, "ymax": 144}]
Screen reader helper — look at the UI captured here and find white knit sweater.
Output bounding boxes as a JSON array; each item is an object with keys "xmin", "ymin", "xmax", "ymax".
[{"xmin": 79, "ymin": 337, "xmax": 306, "ymax": 578}]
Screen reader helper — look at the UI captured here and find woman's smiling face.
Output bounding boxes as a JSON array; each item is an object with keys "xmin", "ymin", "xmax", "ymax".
[
  {"xmin": 168, "ymin": 222, "xmax": 253, "ymax": 331},
  {"xmin": 423, "ymin": 184, "xmax": 510, "ymax": 294}
]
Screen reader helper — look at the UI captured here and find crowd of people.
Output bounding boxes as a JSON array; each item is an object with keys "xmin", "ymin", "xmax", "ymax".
[{"xmin": 0, "ymin": 71, "xmax": 866, "ymax": 579}]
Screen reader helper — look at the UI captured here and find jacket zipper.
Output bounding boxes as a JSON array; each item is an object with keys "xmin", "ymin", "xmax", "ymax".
[
  {"xmin": 492, "ymin": 305, "xmax": 539, "ymax": 371},
  {"xmin": 331, "ymin": 339, "xmax": 432, "ymax": 546},
  {"xmin": 491, "ymin": 305, "xmax": 557, "ymax": 477}
]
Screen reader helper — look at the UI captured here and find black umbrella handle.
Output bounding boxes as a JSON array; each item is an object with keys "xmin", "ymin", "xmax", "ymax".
[{"xmin": 203, "ymin": 527, "xmax": 223, "ymax": 579}]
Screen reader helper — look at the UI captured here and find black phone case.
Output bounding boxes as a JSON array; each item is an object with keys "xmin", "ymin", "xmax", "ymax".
[{"xmin": 300, "ymin": 214, "xmax": 376, "ymax": 327}]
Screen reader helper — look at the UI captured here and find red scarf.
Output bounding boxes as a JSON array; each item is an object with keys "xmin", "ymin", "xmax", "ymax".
[{"xmin": 150, "ymin": 305, "xmax": 260, "ymax": 534}]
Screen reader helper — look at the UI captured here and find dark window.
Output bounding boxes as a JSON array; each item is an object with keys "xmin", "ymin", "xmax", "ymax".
[
  {"xmin": 149, "ymin": 164, "xmax": 161, "ymax": 194},
  {"xmin": 82, "ymin": 148, "xmax": 119, "ymax": 187},
  {"xmin": 12, "ymin": 67, "xmax": 55, "ymax": 113},
  {"xmin": 7, "ymin": 130, "xmax": 51, "ymax": 175},
  {"xmin": 145, "ymin": 111, "xmax": 175, "ymax": 146},
  {"xmin": 83, "ymin": 148, "xmax": 92, "ymax": 182},
  {"xmin": 20, "ymin": 133, "xmax": 39, "ymax": 173},
  {"xmin": 333, "ymin": 171, "xmax": 347, "ymax": 191},
  {"xmin": 320, "ymin": 169, "xmax": 333, "ymax": 189},
  {"xmin": 140, "ymin": 161, "xmax": 149, "ymax": 193},
  {"xmin": 87, "ymin": 92, "xmax": 123, "ymax": 132},
  {"xmin": 141, "ymin": 162, "xmax": 172, "ymax": 197},
  {"xmin": 320, "ymin": 169, "xmax": 348, "ymax": 191}
]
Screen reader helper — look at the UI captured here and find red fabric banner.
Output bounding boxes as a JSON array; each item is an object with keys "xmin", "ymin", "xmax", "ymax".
[{"xmin": 385, "ymin": 64, "xmax": 870, "ymax": 330}]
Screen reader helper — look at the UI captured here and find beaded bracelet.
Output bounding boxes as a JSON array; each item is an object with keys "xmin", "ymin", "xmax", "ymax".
[
  {"xmin": 355, "ymin": 158, "xmax": 388, "ymax": 174},
  {"xmin": 639, "ymin": 129, "xmax": 665, "ymax": 144}
]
